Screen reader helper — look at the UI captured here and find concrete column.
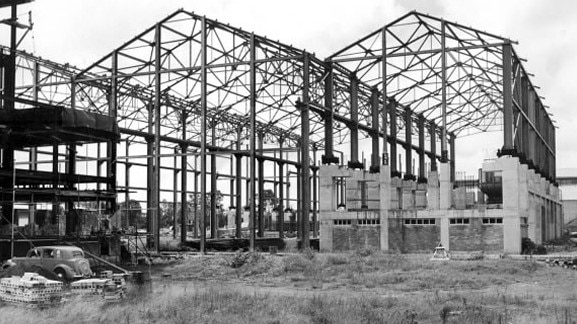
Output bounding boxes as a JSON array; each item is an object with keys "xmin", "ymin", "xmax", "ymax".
[
  {"xmin": 379, "ymin": 164, "xmax": 391, "ymax": 251},
  {"xmin": 439, "ymin": 163, "xmax": 451, "ymax": 209},
  {"xmin": 440, "ymin": 217, "xmax": 450, "ymax": 250}
]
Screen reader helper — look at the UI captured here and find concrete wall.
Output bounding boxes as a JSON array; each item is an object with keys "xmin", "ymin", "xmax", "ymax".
[
  {"xmin": 333, "ymin": 223, "xmax": 380, "ymax": 251},
  {"xmin": 319, "ymin": 156, "xmax": 561, "ymax": 254}
]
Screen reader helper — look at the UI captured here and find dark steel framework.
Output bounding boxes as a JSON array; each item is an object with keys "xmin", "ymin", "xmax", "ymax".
[{"xmin": 0, "ymin": 10, "xmax": 556, "ymax": 252}]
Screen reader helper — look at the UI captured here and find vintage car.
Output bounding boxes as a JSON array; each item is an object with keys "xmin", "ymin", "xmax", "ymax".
[{"xmin": 4, "ymin": 246, "xmax": 93, "ymax": 280}]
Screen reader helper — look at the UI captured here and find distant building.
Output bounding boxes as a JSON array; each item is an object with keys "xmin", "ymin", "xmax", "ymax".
[{"xmin": 558, "ymin": 169, "xmax": 577, "ymax": 230}]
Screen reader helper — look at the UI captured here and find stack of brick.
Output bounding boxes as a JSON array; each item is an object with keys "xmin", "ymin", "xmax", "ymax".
[{"xmin": 0, "ymin": 272, "xmax": 62, "ymax": 307}]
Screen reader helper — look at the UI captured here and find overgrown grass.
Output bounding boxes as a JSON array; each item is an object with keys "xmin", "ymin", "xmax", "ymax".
[{"xmin": 1, "ymin": 251, "xmax": 576, "ymax": 323}]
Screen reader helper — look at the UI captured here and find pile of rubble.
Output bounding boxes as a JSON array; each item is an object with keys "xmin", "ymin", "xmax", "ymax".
[{"xmin": 0, "ymin": 272, "xmax": 63, "ymax": 307}]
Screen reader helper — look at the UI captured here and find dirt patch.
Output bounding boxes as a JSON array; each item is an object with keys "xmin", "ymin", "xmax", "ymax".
[{"xmin": 0, "ymin": 264, "xmax": 61, "ymax": 281}]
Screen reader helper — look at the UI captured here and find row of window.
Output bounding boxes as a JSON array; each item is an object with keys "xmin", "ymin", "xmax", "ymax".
[
  {"xmin": 333, "ymin": 219, "xmax": 380, "ymax": 226},
  {"xmin": 335, "ymin": 217, "xmax": 504, "ymax": 226},
  {"xmin": 404, "ymin": 218, "xmax": 436, "ymax": 225},
  {"xmin": 358, "ymin": 219, "xmax": 380, "ymax": 225},
  {"xmin": 449, "ymin": 217, "xmax": 503, "ymax": 225}
]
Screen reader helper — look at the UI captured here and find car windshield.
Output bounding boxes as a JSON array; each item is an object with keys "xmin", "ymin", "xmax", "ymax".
[{"xmin": 71, "ymin": 250, "xmax": 84, "ymax": 258}]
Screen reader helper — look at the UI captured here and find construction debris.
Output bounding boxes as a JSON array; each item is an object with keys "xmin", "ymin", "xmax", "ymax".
[{"xmin": 0, "ymin": 272, "xmax": 63, "ymax": 307}]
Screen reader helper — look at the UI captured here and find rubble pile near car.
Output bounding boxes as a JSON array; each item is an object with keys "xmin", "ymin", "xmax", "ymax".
[{"xmin": 0, "ymin": 272, "xmax": 63, "ymax": 307}]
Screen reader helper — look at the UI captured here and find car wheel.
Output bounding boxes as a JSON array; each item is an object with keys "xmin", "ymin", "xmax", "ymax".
[{"xmin": 54, "ymin": 268, "xmax": 67, "ymax": 281}]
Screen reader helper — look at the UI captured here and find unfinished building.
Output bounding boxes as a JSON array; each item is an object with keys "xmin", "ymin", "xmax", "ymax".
[{"xmin": 0, "ymin": 7, "xmax": 560, "ymax": 257}]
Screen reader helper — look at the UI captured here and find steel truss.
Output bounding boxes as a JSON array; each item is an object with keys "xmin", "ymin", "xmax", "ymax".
[{"xmin": 1, "ymin": 10, "xmax": 556, "ymax": 252}]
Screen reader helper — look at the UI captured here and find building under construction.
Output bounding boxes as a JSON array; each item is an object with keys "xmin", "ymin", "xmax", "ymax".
[{"xmin": 0, "ymin": 6, "xmax": 561, "ymax": 258}]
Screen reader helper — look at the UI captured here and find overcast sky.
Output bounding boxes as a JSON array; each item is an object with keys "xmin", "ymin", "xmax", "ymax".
[{"xmin": 2, "ymin": 0, "xmax": 576, "ymax": 176}]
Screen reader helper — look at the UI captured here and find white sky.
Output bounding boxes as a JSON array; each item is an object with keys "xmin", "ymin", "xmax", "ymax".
[{"xmin": 1, "ymin": 0, "xmax": 576, "ymax": 177}]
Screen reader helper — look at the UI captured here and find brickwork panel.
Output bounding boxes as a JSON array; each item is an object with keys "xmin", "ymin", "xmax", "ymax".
[
  {"xmin": 449, "ymin": 218, "xmax": 504, "ymax": 251},
  {"xmin": 387, "ymin": 219, "xmax": 440, "ymax": 253},
  {"xmin": 332, "ymin": 225, "xmax": 380, "ymax": 251}
]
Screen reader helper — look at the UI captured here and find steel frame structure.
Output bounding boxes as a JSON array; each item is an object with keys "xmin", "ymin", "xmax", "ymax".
[{"xmin": 0, "ymin": 10, "xmax": 556, "ymax": 252}]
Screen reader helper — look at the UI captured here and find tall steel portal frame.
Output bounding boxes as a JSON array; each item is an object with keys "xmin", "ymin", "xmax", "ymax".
[{"xmin": 0, "ymin": 10, "xmax": 556, "ymax": 252}]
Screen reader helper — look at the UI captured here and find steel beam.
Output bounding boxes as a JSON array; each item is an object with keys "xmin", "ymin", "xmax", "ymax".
[
  {"xmin": 381, "ymin": 27, "xmax": 388, "ymax": 166},
  {"xmin": 418, "ymin": 114, "xmax": 425, "ymax": 180},
  {"xmin": 322, "ymin": 61, "xmax": 338, "ymax": 164},
  {"xmin": 249, "ymin": 32, "xmax": 256, "ymax": 251},
  {"xmin": 440, "ymin": 20, "xmax": 448, "ymax": 162},
  {"xmin": 404, "ymin": 107, "xmax": 413, "ymax": 178},
  {"xmin": 235, "ymin": 127, "xmax": 242, "ymax": 238},
  {"xmin": 258, "ymin": 132, "xmax": 264, "ymax": 237},
  {"xmin": 199, "ymin": 17, "xmax": 207, "ymax": 253},
  {"xmin": 502, "ymin": 41, "xmax": 514, "ymax": 152},
  {"xmin": 210, "ymin": 117, "xmax": 217, "ymax": 239},
  {"xmin": 300, "ymin": 52, "xmax": 311, "ymax": 249},
  {"xmin": 153, "ymin": 24, "xmax": 162, "ymax": 252},
  {"xmin": 389, "ymin": 101, "xmax": 398, "ymax": 175},
  {"xmin": 348, "ymin": 73, "xmax": 361, "ymax": 168},
  {"xmin": 429, "ymin": 122, "xmax": 437, "ymax": 172},
  {"xmin": 370, "ymin": 88, "xmax": 380, "ymax": 172}
]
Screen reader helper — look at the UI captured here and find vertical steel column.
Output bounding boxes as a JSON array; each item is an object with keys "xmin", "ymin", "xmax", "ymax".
[
  {"xmin": 199, "ymin": 17, "xmax": 208, "ymax": 253},
  {"xmin": 440, "ymin": 20, "xmax": 448, "ymax": 162},
  {"xmin": 258, "ymin": 133, "xmax": 265, "ymax": 237},
  {"xmin": 235, "ymin": 127, "xmax": 242, "ymax": 239},
  {"xmin": 193, "ymin": 156, "xmax": 198, "ymax": 238},
  {"xmin": 180, "ymin": 112, "xmax": 188, "ymax": 244},
  {"xmin": 322, "ymin": 61, "xmax": 338, "ymax": 164},
  {"xmin": 404, "ymin": 107, "xmax": 412, "ymax": 178},
  {"xmin": 52, "ymin": 145, "xmax": 58, "ymax": 227},
  {"xmin": 210, "ymin": 117, "xmax": 217, "ymax": 239},
  {"xmin": 146, "ymin": 111, "xmax": 154, "ymax": 234},
  {"xmin": 381, "ymin": 27, "xmax": 388, "ymax": 166},
  {"xmin": 108, "ymin": 51, "xmax": 118, "ymax": 212},
  {"xmin": 370, "ymin": 88, "xmax": 380, "ymax": 172},
  {"xmin": 278, "ymin": 160, "xmax": 284, "ymax": 239},
  {"xmin": 153, "ymin": 25, "xmax": 162, "ymax": 252},
  {"xmin": 249, "ymin": 32, "xmax": 257, "ymax": 251},
  {"xmin": 312, "ymin": 149, "xmax": 318, "ymax": 238},
  {"xmin": 449, "ymin": 133, "xmax": 456, "ymax": 183},
  {"xmin": 502, "ymin": 41, "xmax": 514, "ymax": 153},
  {"xmin": 389, "ymin": 101, "xmax": 398, "ymax": 175},
  {"xmin": 173, "ymin": 147, "xmax": 178, "ymax": 239},
  {"xmin": 429, "ymin": 122, "xmax": 437, "ymax": 172},
  {"xmin": 418, "ymin": 114, "xmax": 425, "ymax": 180},
  {"xmin": 300, "ymin": 52, "xmax": 311, "ymax": 249},
  {"xmin": 125, "ymin": 141, "xmax": 130, "ymax": 228},
  {"xmin": 349, "ymin": 73, "xmax": 360, "ymax": 168},
  {"xmin": 1, "ymin": 4, "xmax": 16, "ymax": 225}
]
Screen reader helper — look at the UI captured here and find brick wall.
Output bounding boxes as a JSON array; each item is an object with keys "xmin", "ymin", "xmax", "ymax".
[
  {"xmin": 387, "ymin": 218, "xmax": 440, "ymax": 253},
  {"xmin": 332, "ymin": 224, "xmax": 380, "ymax": 251},
  {"xmin": 449, "ymin": 218, "xmax": 504, "ymax": 251}
]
